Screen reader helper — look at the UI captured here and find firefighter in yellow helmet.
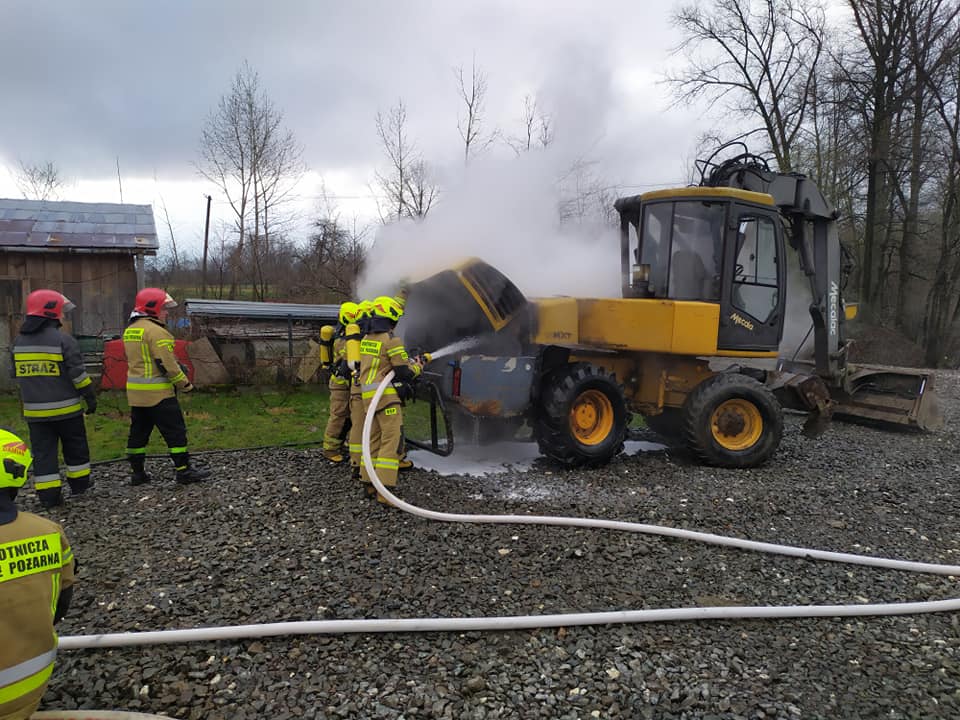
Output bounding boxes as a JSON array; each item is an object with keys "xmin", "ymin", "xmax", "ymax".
[
  {"xmin": 321, "ymin": 301, "xmax": 359, "ymax": 462},
  {"xmin": 347, "ymin": 300, "xmax": 374, "ymax": 478},
  {"xmin": 392, "ymin": 290, "xmax": 415, "ymax": 472},
  {"xmin": 0, "ymin": 429, "xmax": 77, "ymax": 720},
  {"xmin": 358, "ymin": 296, "xmax": 423, "ymax": 504}
]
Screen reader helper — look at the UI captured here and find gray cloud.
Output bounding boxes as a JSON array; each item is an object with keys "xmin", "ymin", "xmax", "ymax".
[{"xmin": 0, "ymin": 1, "xmax": 699, "ymax": 186}]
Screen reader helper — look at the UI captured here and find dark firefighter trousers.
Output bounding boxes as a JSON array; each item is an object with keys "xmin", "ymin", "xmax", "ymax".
[
  {"xmin": 28, "ymin": 416, "xmax": 91, "ymax": 505},
  {"xmin": 126, "ymin": 397, "xmax": 192, "ymax": 473}
]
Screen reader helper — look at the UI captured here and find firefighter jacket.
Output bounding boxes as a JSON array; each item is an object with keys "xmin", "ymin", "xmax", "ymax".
[
  {"xmin": 0, "ymin": 511, "xmax": 75, "ymax": 720},
  {"xmin": 123, "ymin": 317, "xmax": 190, "ymax": 407},
  {"xmin": 11, "ymin": 323, "xmax": 95, "ymax": 423},
  {"xmin": 359, "ymin": 330, "xmax": 421, "ymax": 412}
]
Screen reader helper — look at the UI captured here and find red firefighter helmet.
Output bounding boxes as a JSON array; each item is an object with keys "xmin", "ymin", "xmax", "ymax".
[
  {"xmin": 134, "ymin": 288, "xmax": 177, "ymax": 317},
  {"xmin": 25, "ymin": 289, "xmax": 75, "ymax": 320}
]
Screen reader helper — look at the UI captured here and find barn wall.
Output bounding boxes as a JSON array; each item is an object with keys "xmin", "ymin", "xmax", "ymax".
[{"xmin": 0, "ymin": 251, "xmax": 140, "ymax": 339}]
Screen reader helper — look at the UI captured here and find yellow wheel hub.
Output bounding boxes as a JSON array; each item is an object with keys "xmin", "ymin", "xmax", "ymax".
[
  {"xmin": 710, "ymin": 399, "xmax": 763, "ymax": 451},
  {"xmin": 570, "ymin": 389, "xmax": 614, "ymax": 446}
]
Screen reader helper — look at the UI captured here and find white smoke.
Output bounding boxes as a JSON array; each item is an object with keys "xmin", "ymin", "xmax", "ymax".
[
  {"xmin": 357, "ymin": 42, "xmax": 623, "ymax": 302},
  {"xmin": 357, "ymin": 149, "xmax": 622, "ymax": 301}
]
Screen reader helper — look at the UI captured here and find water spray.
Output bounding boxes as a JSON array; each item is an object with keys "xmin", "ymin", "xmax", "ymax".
[{"xmin": 424, "ymin": 337, "xmax": 482, "ymax": 360}]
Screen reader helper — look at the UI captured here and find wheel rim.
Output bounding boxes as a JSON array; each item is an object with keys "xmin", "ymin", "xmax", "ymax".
[
  {"xmin": 710, "ymin": 399, "xmax": 763, "ymax": 451},
  {"xmin": 569, "ymin": 389, "xmax": 614, "ymax": 446}
]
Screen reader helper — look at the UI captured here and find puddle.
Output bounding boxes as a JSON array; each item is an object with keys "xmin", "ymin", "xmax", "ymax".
[{"xmin": 407, "ymin": 440, "xmax": 666, "ymax": 477}]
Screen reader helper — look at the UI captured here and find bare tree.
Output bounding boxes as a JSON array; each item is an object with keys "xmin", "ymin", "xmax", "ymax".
[
  {"xmin": 198, "ymin": 61, "xmax": 303, "ymax": 300},
  {"xmin": 403, "ymin": 159, "xmax": 439, "ymax": 218},
  {"xmin": 374, "ymin": 99, "xmax": 439, "ymax": 221},
  {"xmin": 668, "ymin": 0, "xmax": 826, "ymax": 172},
  {"xmin": 507, "ymin": 94, "xmax": 554, "ymax": 155},
  {"xmin": 14, "ymin": 160, "xmax": 64, "ymax": 201},
  {"xmin": 157, "ymin": 193, "xmax": 181, "ymax": 274},
  {"xmin": 295, "ymin": 189, "xmax": 369, "ymax": 300},
  {"xmin": 374, "ymin": 100, "xmax": 414, "ymax": 221},
  {"xmin": 455, "ymin": 56, "xmax": 497, "ymax": 163},
  {"xmin": 557, "ymin": 158, "xmax": 618, "ymax": 228}
]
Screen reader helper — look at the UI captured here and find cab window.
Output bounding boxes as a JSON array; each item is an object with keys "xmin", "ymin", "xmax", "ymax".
[
  {"xmin": 732, "ymin": 215, "xmax": 778, "ymax": 322},
  {"xmin": 667, "ymin": 201, "xmax": 724, "ymax": 301},
  {"xmin": 639, "ymin": 202, "xmax": 671, "ymax": 297}
]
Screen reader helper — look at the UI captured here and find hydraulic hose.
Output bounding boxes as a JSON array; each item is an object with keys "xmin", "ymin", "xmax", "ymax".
[{"xmin": 59, "ymin": 371, "xmax": 960, "ymax": 651}]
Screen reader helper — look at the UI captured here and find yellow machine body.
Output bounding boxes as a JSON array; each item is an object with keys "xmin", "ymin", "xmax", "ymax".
[{"xmin": 529, "ymin": 297, "xmax": 776, "ymax": 415}]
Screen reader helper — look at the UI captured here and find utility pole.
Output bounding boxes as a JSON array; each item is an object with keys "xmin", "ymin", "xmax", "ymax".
[
  {"xmin": 116, "ymin": 156, "xmax": 124, "ymax": 203},
  {"xmin": 201, "ymin": 194, "xmax": 211, "ymax": 298}
]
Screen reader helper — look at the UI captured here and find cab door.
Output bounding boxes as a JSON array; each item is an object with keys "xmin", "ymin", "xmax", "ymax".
[{"xmin": 716, "ymin": 205, "xmax": 785, "ymax": 352}]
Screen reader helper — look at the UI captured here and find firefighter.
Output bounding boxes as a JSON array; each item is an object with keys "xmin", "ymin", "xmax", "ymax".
[
  {"xmin": 321, "ymin": 301, "xmax": 358, "ymax": 462},
  {"xmin": 359, "ymin": 296, "xmax": 423, "ymax": 504},
  {"xmin": 347, "ymin": 300, "xmax": 374, "ymax": 479},
  {"xmin": 0, "ymin": 428, "xmax": 76, "ymax": 720},
  {"xmin": 123, "ymin": 288, "xmax": 210, "ymax": 485},
  {"xmin": 392, "ymin": 289, "xmax": 416, "ymax": 473},
  {"xmin": 11, "ymin": 289, "xmax": 96, "ymax": 508}
]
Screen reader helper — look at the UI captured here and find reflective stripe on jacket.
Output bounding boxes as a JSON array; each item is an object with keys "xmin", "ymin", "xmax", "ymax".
[
  {"xmin": 123, "ymin": 318, "xmax": 190, "ymax": 407},
  {"xmin": 358, "ymin": 331, "xmax": 421, "ymax": 411},
  {"xmin": 12, "ymin": 326, "xmax": 93, "ymax": 423},
  {"xmin": 0, "ymin": 512, "xmax": 75, "ymax": 720}
]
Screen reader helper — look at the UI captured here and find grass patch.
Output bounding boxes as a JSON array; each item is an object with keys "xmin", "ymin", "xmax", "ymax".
[{"xmin": 0, "ymin": 387, "xmax": 331, "ymax": 462}]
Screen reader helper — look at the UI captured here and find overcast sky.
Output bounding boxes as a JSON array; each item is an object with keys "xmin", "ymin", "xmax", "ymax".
[{"xmin": 0, "ymin": 0, "xmax": 712, "ymax": 256}]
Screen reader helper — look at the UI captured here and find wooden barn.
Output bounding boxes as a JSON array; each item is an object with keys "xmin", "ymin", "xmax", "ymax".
[{"xmin": 0, "ymin": 197, "xmax": 158, "ymax": 388}]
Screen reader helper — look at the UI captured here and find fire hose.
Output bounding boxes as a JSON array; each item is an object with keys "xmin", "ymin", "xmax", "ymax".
[{"xmin": 59, "ymin": 370, "xmax": 960, "ymax": 651}]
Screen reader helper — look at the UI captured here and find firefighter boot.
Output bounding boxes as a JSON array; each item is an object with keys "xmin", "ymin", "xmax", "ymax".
[
  {"xmin": 69, "ymin": 476, "xmax": 92, "ymax": 495},
  {"xmin": 176, "ymin": 464, "xmax": 212, "ymax": 484},
  {"xmin": 322, "ymin": 449, "xmax": 345, "ymax": 463},
  {"xmin": 37, "ymin": 486, "xmax": 63, "ymax": 509},
  {"xmin": 129, "ymin": 455, "xmax": 152, "ymax": 486}
]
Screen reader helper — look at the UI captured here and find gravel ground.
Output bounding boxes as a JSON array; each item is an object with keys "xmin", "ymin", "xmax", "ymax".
[{"xmin": 29, "ymin": 372, "xmax": 960, "ymax": 719}]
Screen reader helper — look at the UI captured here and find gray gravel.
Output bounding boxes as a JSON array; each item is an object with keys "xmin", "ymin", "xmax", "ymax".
[{"xmin": 31, "ymin": 372, "xmax": 960, "ymax": 719}]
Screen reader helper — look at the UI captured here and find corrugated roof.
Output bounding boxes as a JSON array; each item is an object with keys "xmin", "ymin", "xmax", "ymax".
[
  {"xmin": 184, "ymin": 298, "xmax": 340, "ymax": 321},
  {"xmin": 0, "ymin": 198, "xmax": 158, "ymax": 251}
]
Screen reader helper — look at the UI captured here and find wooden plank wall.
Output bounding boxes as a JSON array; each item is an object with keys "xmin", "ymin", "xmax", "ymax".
[{"xmin": 0, "ymin": 252, "xmax": 139, "ymax": 338}]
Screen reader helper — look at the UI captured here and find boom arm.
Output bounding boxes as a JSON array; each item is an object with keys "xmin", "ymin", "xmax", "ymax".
[{"xmin": 703, "ymin": 155, "xmax": 846, "ymax": 381}]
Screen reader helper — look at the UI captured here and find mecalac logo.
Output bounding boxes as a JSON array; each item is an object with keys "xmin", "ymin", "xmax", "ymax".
[
  {"xmin": 829, "ymin": 280, "xmax": 839, "ymax": 336},
  {"xmin": 730, "ymin": 313, "xmax": 755, "ymax": 331}
]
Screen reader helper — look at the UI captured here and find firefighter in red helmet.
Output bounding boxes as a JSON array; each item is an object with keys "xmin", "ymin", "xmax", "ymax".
[
  {"xmin": 122, "ymin": 288, "xmax": 210, "ymax": 485},
  {"xmin": 11, "ymin": 289, "xmax": 96, "ymax": 508}
]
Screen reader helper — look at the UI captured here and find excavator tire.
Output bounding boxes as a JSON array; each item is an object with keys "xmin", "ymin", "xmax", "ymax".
[
  {"xmin": 534, "ymin": 362, "xmax": 630, "ymax": 467},
  {"xmin": 643, "ymin": 408, "xmax": 685, "ymax": 440},
  {"xmin": 682, "ymin": 373, "xmax": 783, "ymax": 468}
]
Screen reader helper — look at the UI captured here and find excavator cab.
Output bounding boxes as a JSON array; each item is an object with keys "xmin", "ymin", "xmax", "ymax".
[{"xmin": 617, "ymin": 187, "xmax": 787, "ymax": 353}]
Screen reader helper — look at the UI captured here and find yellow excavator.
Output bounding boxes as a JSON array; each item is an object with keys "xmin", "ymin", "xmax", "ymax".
[{"xmin": 400, "ymin": 147, "xmax": 942, "ymax": 468}]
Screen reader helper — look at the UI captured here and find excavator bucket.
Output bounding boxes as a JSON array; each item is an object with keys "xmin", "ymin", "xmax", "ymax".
[
  {"xmin": 770, "ymin": 362, "xmax": 943, "ymax": 434},
  {"xmin": 830, "ymin": 364, "xmax": 943, "ymax": 431}
]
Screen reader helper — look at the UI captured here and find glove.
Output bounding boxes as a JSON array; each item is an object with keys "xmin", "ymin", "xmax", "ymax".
[
  {"xmin": 84, "ymin": 396, "xmax": 97, "ymax": 415},
  {"xmin": 182, "ymin": 382, "xmax": 195, "ymax": 393},
  {"xmin": 395, "ymin": 381, "xmax": 416, "ymax": 402}
]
